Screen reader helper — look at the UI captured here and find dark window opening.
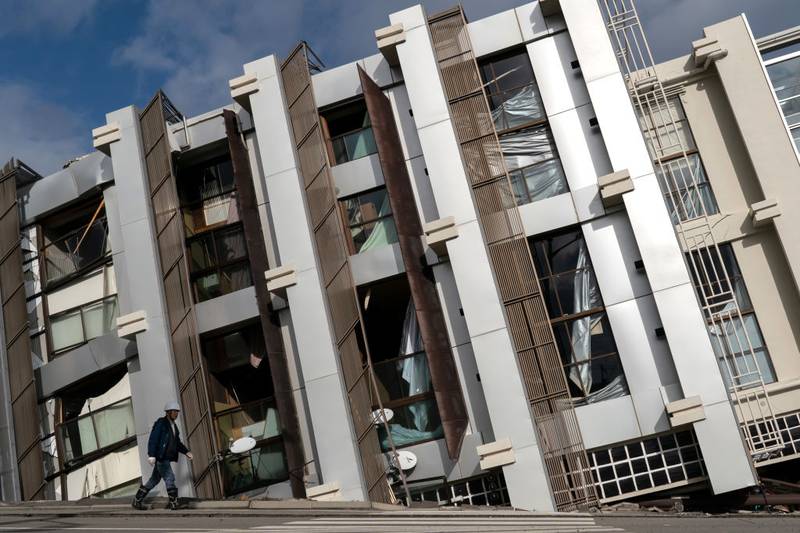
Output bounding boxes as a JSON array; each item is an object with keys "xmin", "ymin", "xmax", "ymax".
[
  {"xmin": 201, "ymin": 324, "xmax": 287, "ymax": 495},
  {"xmin": 359, "ymin": 276, "xmax": 442, "ymax": 451},
  {"xmin": 530, "ymin": 228, "xmax": 628, "ymax": 404},
  {"xmin": 321, "ymin": 100, "xmax": 377, "ymax": 165},
  {"xmin": 340, "ymin": 186, "xmax": 398, "ymax": 254},
  {"xmin": 687, "ymin": 244, "xmax": 775, "ymax": 389}
]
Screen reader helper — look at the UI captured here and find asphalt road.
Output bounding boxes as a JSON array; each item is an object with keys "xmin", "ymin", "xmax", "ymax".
[
  {"xmin": 0, "ymin": 512, "xmax": 796, "ymax": 532},
  {"xmin": 596, "ymin": 514, "xmax": 800, "ymax": 533}
]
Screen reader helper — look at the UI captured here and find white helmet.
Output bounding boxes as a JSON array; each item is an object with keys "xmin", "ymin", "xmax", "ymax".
[{"xmin": 164, "ymin": 400, "xmax": 181, "ymax": 412}]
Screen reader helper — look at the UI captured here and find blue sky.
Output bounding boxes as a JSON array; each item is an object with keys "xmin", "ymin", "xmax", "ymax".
[{"xmin": 1, "ymin": 0, "xmax": 798, "ymax": 175}]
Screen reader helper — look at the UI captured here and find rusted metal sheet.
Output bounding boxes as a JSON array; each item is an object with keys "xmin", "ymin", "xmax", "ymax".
[
  {"xmin": 427, "ymin": 7, "xmax": 596, "ymax": 511},
  {"xmin": 222, "ymin": 109, "xmax": 306, "ymax": 498},
  {"xmin": 358, "ymin": 66, "xmax": 469, "ymax": 460},
  {"xmin": 280, "ymin": 44, "xmax": 393, "ymax": 503},
  {"xmin": 0, "ymin": 165, "xmax": 45, "ymax": 500},
  {"xmin": 139, "ymin": 92, "xmax": 222, "ymax": 499}
]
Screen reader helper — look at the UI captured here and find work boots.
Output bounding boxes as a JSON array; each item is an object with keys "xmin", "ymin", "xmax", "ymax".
[
  {"xmin": 167, "ymin": 488, "xmax": 179, "ymax": 510},
  {"xmin": 131, "ymin": 486, "xmax": 148, "ymax": 510}
]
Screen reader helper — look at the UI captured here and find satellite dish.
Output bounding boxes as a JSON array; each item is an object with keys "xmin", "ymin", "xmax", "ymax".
[
  {"xmin": 393, "ymin": 450, "xmax": 417, "ymax": 471},
  {"xmin": 230, "ymin": 436, "xmax": 256, "ymax": 454},
  {"xmin": 371, "ymin": 408, "xmax": 394, "ymax": 425}
]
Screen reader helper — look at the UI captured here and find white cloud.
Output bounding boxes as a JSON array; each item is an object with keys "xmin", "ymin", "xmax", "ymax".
[
  {"xmin": 114, "ymin": 0, "xmax": 523, "ymax": 117},
  {"xmin": 0, "ymin": 83, "xmax": 89, "ymax": 176},
  {"xmin": 0, "ymin": 0, "xmax": 98, "ymax": 37}
]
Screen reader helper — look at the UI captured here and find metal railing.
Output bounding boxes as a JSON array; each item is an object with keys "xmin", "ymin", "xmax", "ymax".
[{"xmin": 598, "ymin": 0, "xmax": 784, "ymax": 460}]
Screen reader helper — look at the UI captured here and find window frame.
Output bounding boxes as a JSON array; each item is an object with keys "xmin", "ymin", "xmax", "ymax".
[
  {"xmin": 642, "ymin": 96, "xmax": 720, "ymax": 223},
  {"xmin": 479, "ymin": 49, "xmax": 546, "ymax": 133},
  {"xmin": 501, "ymin": 125, "xmax": 568, "ymax": 206},
  {"xmin": 338, "ymin": 186, "xmax": 398, "ymax": 255},
  {"xmin": 371, "ymin": 349, "xmax": 442, "ymax": 451},
  {"xmin": 321, "ymin": 100, "xmax": 378, "ymax": 166},
  {"xmin": 48, "ymin": 293, "xmax": 119, "ymax": 357},
  {"xmin": 186, "ymin": 222, "xmax": 252, "ymax": 302},
  {"xmin": 56, "ymin": 396, "xmax": 136, "ymax": 469},
  {"xmin": 530, "ymin": 228, "xmax": 627, "ymax": 402},
  {"xmin": 688, "ymin": 244, "xmax": 776, "ymax": 388}
]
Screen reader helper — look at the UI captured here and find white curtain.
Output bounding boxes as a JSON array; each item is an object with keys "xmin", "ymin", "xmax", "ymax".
[
  {"xmin": 569, "ymin": 240, "xmax": 602, "ymax": 397},
  {"xmin": 399, "ymin": 300, "xmax": 430, "ymax": 432}
]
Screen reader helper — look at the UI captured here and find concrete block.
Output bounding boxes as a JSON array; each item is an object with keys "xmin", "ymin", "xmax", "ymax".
[
  {"xmin": 477, "ymin": 437, "xmax": 516, "ymax": 470},
  {"xmin": 306, "ymin": 481, "xmax": 342, "ymax": 501},
  {"xmin": 116, "ymin": 310, "xmax": 147, "ymax": 339},
  {"xmin": 750, "ymin": 198, "xmax": 780, "ymax": 227},
  {"xmin": 598, "ymin": 169, "xmax": 634, "ymax": 208},
  {"xmin": 423, "ymin": 216, "xmax": 458, "ymax": 256}
]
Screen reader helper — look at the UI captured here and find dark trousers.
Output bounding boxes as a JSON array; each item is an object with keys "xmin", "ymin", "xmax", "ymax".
[{"xmin": 142, "ymin": 460, "xmax": 177, "ymax": 495}]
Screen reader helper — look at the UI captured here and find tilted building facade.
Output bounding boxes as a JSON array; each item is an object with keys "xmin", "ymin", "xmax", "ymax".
[{"xmin": 1, "ymin": 0, "xmax": 800, "ymax": 510}]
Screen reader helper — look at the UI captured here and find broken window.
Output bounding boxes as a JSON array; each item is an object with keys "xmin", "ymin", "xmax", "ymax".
[
  {"xmin": 202, "ymin": 324, "xmax": 288, "ymax": 495},
  {"xmin": 688, "ymin": 244, "xmax": 775, "ymax": 389},
  {"xmin": 321, "ymin": 100, "xmax": 377, "ymax": 165},
  {"xmin": 500, "ymin": 126, "xmax": 568, "ymax": 205},
  {"xmin": 41, "ymin": 199, "xmax": 110, "ymax": 285},
  {"xmin": 341, "ymin": 187, "xmax": 399, "ymax": 254},
  {"xmin": 57, "ymin": 366, "xmax": 136, "ymax": 469},
  {"xmin": 177, "ymin": 156, "xmax": 239, "ymax": 237},
  {"xmin": 187, "ymin": 224, "xmax": 252, "ymax": 302},
  {"xmin": 530, "ymin": 229, "xmax": 628, "ymax": 405},
  {"xmin": 360, "ymin": 276, "xmax": 443, "ymax": 451},
  {"xmin": 49, "ymin": 295, "xmax": 118, "ymax": 355},
  {"xmin": 479, "ymin": 49, "xmax": 545, "ymax": 132}
]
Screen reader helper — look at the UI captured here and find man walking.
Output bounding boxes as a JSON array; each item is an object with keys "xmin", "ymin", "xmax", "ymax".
[{"xmin": 132, "ymin": 401, "xmax": 193, "ymax": 510}]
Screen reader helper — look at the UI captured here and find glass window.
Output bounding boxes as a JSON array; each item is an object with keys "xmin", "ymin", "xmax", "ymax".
[
  {"xmin": 221, "ymin": 440, "xmax": 288, "ymax": 495},
  {"xmin": 372, "ymin": 307, "xmax": 443, "ymax": 450},
  {"xmin": 479, "ymin": 50, "xmax": 545, "ymax": 131},
  {"xmin": 43, "ymin": 217, "xmax": 111, "ymax": 285},
  {"xmin": 657, "ymin": 154, "xmax": 718, "ymax": 224},
  {"xmin": 688, "ymin": 244, "xmax": 775, "ymax": 388},
  {"xmin": 323, "ymin": 100, "xmax": 378, "ymax": 165},
  {"xmin": 500, "ymin": 126, "xmax": 568, "ymax": 205},
  {"xmin": 50, "ymin": 295, "xmax": 118, "ymax": 355},
  {"xmin": 59, "ymin": 397, "xmax": 135, "ymax": 465},
  {"xmin": 531, "ymin": 229, "xmax": 628, "ymax": 404},
  {"xmin": 766, "ymin": 54, "xmax": 800, "ymax": 149},
  {"xmin": 187, "ymin": 224, "xmax": 252, "ymax": 302},
  {"xmin": 178, "ymin": 157, "xmax": 235, "ymax": 206},
  {"xmin": 341, "ymin": 187, "xmax": 399, "ymax": 253},
  {"xmin": 638, "ymin": 97, "xmax": 720, "ymax": 223}
]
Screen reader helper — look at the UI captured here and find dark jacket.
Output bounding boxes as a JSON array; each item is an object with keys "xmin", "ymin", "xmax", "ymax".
[{"xmin": 148, "ymin": 416, "xmax": 189, "ymax": 462}]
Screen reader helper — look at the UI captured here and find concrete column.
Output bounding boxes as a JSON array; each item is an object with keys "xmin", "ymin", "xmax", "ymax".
[
  {"xmin": 243, "ymin": 55, "xmax": 366, "ymax": 501},
  {"xmin": 389, "ymin": 4, "xmax": 554, "ymax": 511},
  {"xmin": 560, "ymin": 0, "xmax": 756, "ymax": 494},
  {"xmin": 101, "ymin": 106, "xmax": 192, "ymax": 497}
]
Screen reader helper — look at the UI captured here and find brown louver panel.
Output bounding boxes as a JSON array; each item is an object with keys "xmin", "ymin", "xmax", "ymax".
[
  {"xmin": 0, "ymin": 167, "xmax": 45, "ymax": 500},
  {"xmin": 280, "ymin": 44, "xmax": 393, "ymax": 504},
  {"xmin": 139, "ymin": 92, "xmax": 222, "ymax": 499},
  {"xmin": 358, "ymin": 66, "xmax": 469, "ymax": 461},
  {"xmin": 222, "ymin": 110, "xmax": 306, "ymax": 498},
  {"xmin": 427, "ymin": 7, "xmax": 597, "ymax": 511}
]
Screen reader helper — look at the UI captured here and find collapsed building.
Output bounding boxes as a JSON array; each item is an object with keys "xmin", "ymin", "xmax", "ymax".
[{"xmin": 1, "ymin": 0, "xmax": 800, "ymax": 510}]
